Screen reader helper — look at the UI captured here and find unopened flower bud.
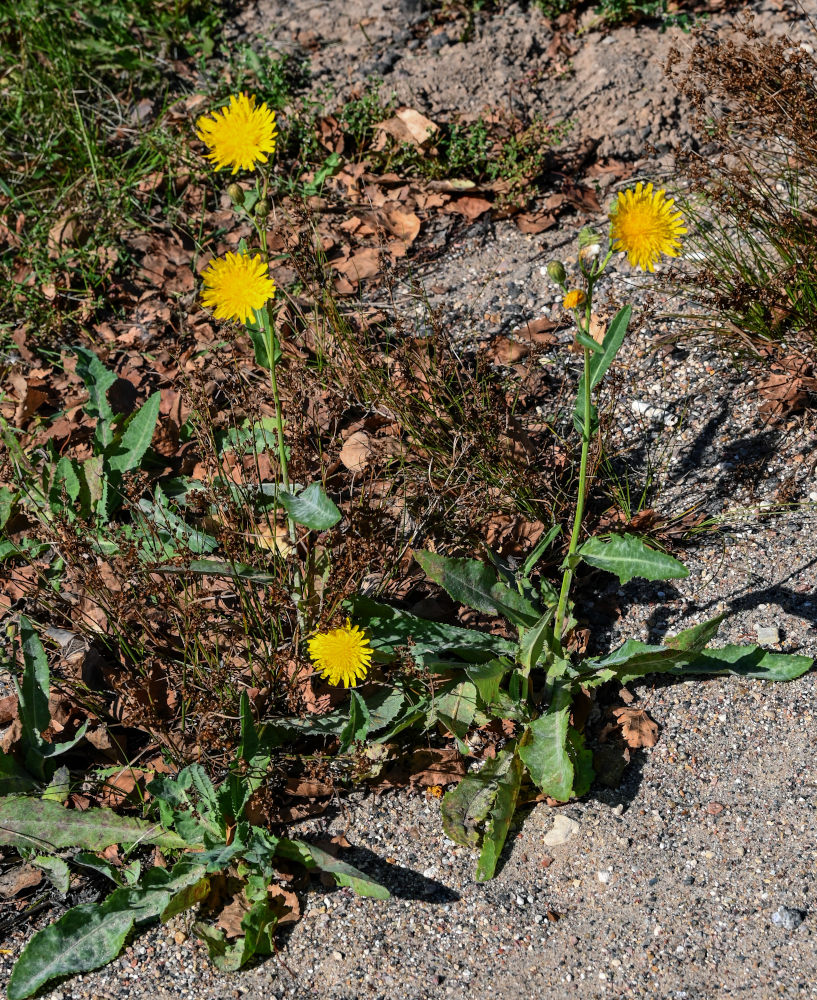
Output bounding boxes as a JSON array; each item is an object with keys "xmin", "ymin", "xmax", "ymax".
[
  {"xmin": 546, "ymin": 260, "xmax": 567, "ymax": 286},
  {"xmin": 255, "ymin": 197, "xmax": 271, "ymax": 219},
  {"xmin": 578, "ymin": 226, "xmax": 603, "ymax": 250},
  {"xmin": 227, "ymin": 183, "xmax": 245, "ymax": 206}
]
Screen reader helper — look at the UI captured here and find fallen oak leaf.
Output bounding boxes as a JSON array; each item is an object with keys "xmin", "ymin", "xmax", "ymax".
[{"xmin": 612, "ymin": 706, "xmax": 659, "ymax": 748}]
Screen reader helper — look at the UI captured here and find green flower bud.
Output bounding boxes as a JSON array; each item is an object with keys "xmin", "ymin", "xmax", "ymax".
[
  {"xmin": 546, "ymin": 260, "xmax": 567, "ymax": 286},
  {"xmin": 227, "ymin": 183, "xmax": 245, "ymax": 206},
  {"xmin": 578, "ymin": 226, "xmax": 603, "ymax": 249},
  {"xmin": 255, "ymin": 197, "xmax": 271, "ymax": 219}
]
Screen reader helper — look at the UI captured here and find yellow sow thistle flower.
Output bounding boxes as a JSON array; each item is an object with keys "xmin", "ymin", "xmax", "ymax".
[
  {"xmin": 195, "ymin": 93, "xmax": 278, "ymax": 174},
  {"xmin": 201, "ymin": 252, "xmax": 276, "ymax": 324},
  {"xmin": 308, "ymin": 620, "xmax": 373, "ymax": 688},
  {"xmin": 609, "ymin": 181, "xmax": 687, "ymax": 273},
  {"xmin": 562, "ymin": 289, "xmax": 586, "ymax": 310}
]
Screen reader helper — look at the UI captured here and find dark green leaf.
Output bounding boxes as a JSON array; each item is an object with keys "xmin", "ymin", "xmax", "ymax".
[
  {"xmin": 679, "ymin": 645, "xmax": 812, "ymax": 682},
  {"xmin": 349, "ymin": 595, "xmax": 516, "ymax": 663},
  {"xmin": 7, "ymin": 903, "xmax": 134, "ymax": 1000},
  {"xmin": 577, "ymin": 533, "xmax": 688, "ymax": 585},
  {"xmin": 276, "ymin": 839, "xmax": 390, "ymax": 899},
  {"xmin": 339, "ymin": 690, "xmax": 371, "ymax": 753},
  {"xmin": 434, "ymin": 680, "xmax": 478, "ymax": 739},
  {"xmin": 72, "ymin": 347, "xmax": 116, "ymax": 425},
  {"xmin": 665, "ymin": 614, "xmax": 726, "ymax": 651},
  {"xmin": 106, "ymin": 391, "xmax": 160, "ymax": 473},
  {"xmin": 16, "ymin": 616, "xmax": 49, "ymax": 749},
  {"xmin": 414, "ymin": 551, "xmax": 541, "ymax": 626}
]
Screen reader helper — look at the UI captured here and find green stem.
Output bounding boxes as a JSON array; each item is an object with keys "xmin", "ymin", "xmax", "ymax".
[
  {"xmin": 553, "ymin": 340, "xmax": 592, "ymax": 641},
  {"xmin": 257, "ymin": 222, "xmax": 295, "ymax": 543}
]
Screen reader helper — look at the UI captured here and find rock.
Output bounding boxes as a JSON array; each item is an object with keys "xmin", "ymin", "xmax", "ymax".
[
  {"xmin": 772, "ymin": 906, "xmax": 806, "ymax": 930},
  {"xmin": 755, "ymin": 624, "xmax": 780, "ymax": 645},
  {"xmin": 597, "ymin": 870, "xmax": 612, "ymax": 884},
  {"xmin": 544, "ymin": 814, "xmax": 580, "ymax": 847}
]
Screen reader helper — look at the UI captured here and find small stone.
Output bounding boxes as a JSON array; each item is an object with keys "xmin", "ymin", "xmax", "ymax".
[
  {"xmin": 544, "ymin": 814, "xmax": 580, "ymax": 847},
  {"xmin": 772, "ymin": 906, "xmax": 806, "ymax": 930},
  {"xmin": 173, "ymin": 931, "xmax": 187, "ymax": 945},
  {"xmin": 755, "ymin": 624, "xmax": 780, "ymax": 645},
  {"xmin": 597, "ymin": 870, "xmax": 612, "ymax": 884},
  {"xmin": 332, "ymin": 950, "xmax": 344, "ymax": 960}
]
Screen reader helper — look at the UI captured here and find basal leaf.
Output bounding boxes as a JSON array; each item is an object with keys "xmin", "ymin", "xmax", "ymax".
[
  {"xmin": 577, "ymin": 533, "xmax": 688, "ymax": 585},
  {"xmin": 276, "ymin": 839, "xmax": 390, "ymax": 899},
  {"xmin": 464, "ymin": 659, "xmax": 509, "ymax": 707},
  {"xmin": 518, "ymin": 684, "xmax": 573, "ymax": 801},
  {"xmin": 680, "ymin": 644, "xmax": 812, "ymax": 682},
  {"xmin": 441, "ymin": 744, "xmax": 518, "ymax": 848},
  {"xmin": 7, "ymin": 903, "xmax": 134, "ymax": 1000},
  {"xmin": 279, "ymin": 481, "xmax": 341, "ymax": 530},
  {"xmin": 665, "ymin": 613, "xmax": 726, "ymax": 651},
  {"xmin": 0, "ymin": 797, "xmax": 187, "ymax": 852},
  {"xmin": 72, "ymin": 346, "xmax": 116, "ymax": 425},
  {"xmin": 476, "ymin": 749, "xmax": 523, "ymax": 881},
  {"xmin": 518, "ymin": 612, "xmax": 556, "ymax": 672},
  {"xmin": 16, "ymin": 616, "xmax": 50, "ymax": 750}
]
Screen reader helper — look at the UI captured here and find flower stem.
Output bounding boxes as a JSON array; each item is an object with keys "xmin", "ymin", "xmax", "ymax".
[
  {"xmin": 553, "ymin": 340, "xmax": 592, "ymax": 642},
  {"xmin": 256, "ymin": 221, "xmax": 295, "ymax": 544}
]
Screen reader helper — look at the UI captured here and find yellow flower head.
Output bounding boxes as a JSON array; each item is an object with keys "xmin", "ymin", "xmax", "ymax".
[
  {"xmin": 195, "ymin": 93, "xmax": 278, "ymax": 174},
  {"xmin": 562, "ymin": 289, "xmax": 586, "ymax": 310},
  {"xmin": 201, "ymin": 252, "xmax": 276, "ymax": 324},
  {"xmin": 609, "ymin": 182, "xmax": 687, "ymax": 272},
  {"xmin": 308, "ymin": 619, "xmax": 373, "ymax": 688}
]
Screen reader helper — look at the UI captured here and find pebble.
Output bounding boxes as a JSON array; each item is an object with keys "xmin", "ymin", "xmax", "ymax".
[
  {"xmin": 755, "ymin": 624, "xmax": 781, "ymax": 645},
  {"xmin": 543, "ymin": 815, "xmax": 580, "ymax": 847},
  {"xmin": 771, "ymin": 906, "xmax": 807, "ymax": 930}
]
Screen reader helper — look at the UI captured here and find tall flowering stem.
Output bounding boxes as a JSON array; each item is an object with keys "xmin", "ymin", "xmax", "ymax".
[{"xmin": 553, "ymin": 255, "xmax": 608, "ymax": 640}]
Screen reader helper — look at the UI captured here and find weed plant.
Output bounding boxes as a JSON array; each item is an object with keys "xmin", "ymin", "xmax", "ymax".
[{"xmin": 669, "ymin": 22, "xmax": 817, "ymax": 347}]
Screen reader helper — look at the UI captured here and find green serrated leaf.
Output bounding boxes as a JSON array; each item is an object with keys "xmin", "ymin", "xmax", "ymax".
[
  {"xmin": 72, "ymin": 346, "xmax": 116, "ymax": 426},
  {"xmin": 476, "ymin": 749, "xmax": 523, "ymax": 881},
  {"xmin": 279, "ymin": 482, "xmax": 341, "ymax": 530},
  {"xmin": 32, "ymin": 855, "xmax": 70, "ymax": 894},
  {"xmin": 414, "ymin": 551, "xmax": 541, "ymax": 626},
  {"xmin": 518, "ymin": 612, "xmax": 556, "ymax": 672},
  {"xmin": 665, "ymin": 614, "xmax": 726, "ymax": 651},
  {"xmin": 518, "ymin": 684, "xmax": 573, "ymax": 801},
  {"xmin": 464, "ymin": 658, "xmax": 509, "ymax": 707},
  {"xmin": 577, "ymin": 533, "xmax": 688, "ymax": 585}
]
